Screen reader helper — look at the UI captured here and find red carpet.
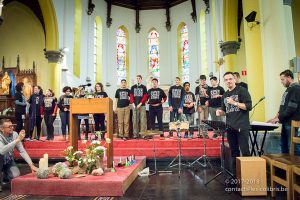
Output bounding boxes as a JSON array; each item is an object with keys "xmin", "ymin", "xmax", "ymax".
[
  {"xmin": 14, "ymin": 132, "xmax": 224, "ymax": 159},
  {"xmin": 12, "ymin": 156, "xmax": 146, "ymax": 197}
]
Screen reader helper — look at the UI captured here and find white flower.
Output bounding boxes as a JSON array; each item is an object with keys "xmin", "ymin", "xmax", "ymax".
[
  {"xmin": 73, "ymin": 151, "xmax": 83, "ymax": 156},
  {"xmin": 67, "ymin": 146, "xmax": 73, "ymax": 150},
  {"xmin": 65, "ymin": 157, "xmax": 69, "ymax": 160},
  {"xmin": 83, "ymin": 158, "xmax": 87, "ymax": 162},
  {"xmin": 92, "ymin": 140, "xmax": 100, "ymax": 145},
  {"xmin": 88, "ymin": 158, "xmax": 92, "ymax": 163},
  {"xmin": 82, "ymin": 140, "xmax": 87, "ymax": 144},
  {"xmin": 95, "ymin": 146, "xmax": 106, "ymax": 151},
  {"xmin": 105, "ymin": 138, "xmax": 111, "ymax": 144}
]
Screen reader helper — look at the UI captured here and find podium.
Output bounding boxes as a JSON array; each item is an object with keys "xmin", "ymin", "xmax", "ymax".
[{"xmin": 70, "ymin": 98, "xmax": 113, "ymax": 168}]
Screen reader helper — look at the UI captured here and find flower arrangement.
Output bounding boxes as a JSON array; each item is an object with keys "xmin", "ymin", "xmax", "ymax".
[{"xmin": 64, "ymin": 140, "xmax": 106, "ymax": 175}]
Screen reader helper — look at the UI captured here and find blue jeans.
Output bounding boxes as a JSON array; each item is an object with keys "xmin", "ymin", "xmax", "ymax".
[
  {"xmin": 60, "ymin": 111, "xmax": 70, "ymax": 136},
  {"xmin": 170, "ymin": 108, "xmax": 181, "ymax": 122},
  {"xmin": 281, "ymin": 124, "xmax": 300, "ymax": 156},
  {"xmin": 0, "ymin": 155, "xmax": 20, "ymax": 182}
]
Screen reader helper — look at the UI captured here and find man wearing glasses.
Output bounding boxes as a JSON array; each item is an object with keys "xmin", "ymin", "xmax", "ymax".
[{"xmin": 0, "ymin": 119, "xmax": 37, "ymax": 191}]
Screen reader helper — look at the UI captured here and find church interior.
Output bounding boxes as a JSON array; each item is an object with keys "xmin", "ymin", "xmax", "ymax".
[{"xmin": 0, "ymin": 0, "xmax": 300, "ymax": 199}]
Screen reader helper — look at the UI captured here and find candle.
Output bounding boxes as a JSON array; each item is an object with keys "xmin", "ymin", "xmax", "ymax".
[
  {"xmin": 39, "ymin": 158, "xmax": 46, "ymax": 169},
  {"xmin": 120, "ymin": 157, "xmax": 122, "ymax": 163},
  {"xmin": 43, "ymin": 153, "xmax": 48, "ymax": 168},
  {"xmin": 113, "ymin": 161, "xmax": 115, "ymax": 168}
]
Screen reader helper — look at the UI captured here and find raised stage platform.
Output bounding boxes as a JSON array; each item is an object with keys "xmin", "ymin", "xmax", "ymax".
[
  {"xmin": 12, "ymin": 156, "xmax": 146, "ymax": 197},
  {"xmin": 14, "ymin": 132, "xmax": 223, "ymax": 160}
]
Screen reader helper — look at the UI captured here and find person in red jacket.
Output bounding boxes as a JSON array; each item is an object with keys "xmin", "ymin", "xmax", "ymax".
[{"xmin": 130, "ymin": 75, "xmax": 148, "ymax": 139}]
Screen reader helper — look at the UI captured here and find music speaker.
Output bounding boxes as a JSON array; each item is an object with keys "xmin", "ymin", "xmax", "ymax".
[{"xmin": 245, "ymin": 11, "xmax": 257, "ymax": 23}]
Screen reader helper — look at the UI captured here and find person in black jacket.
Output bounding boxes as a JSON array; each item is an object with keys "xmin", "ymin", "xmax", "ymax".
[
  {"xmin": 14, "ymin": 82, "xmax": 27, "ymax": 133},
  {"xmin": 57, "ymin": 86, "xmax": 73, "ymax": 141},
  {"xmin": 27, "ymin": 86, "xmax": 44, "ymax": 140},
  {"xmin": 94, "ymin": 82, "xmax": 108, "ymax": 140},
  {"xmin": 41, "ymin": 89, "xmax": 57, "ymax": 140},
  {"xmin": 268, "ymin": 69, "xmax": 300, "ymax": 155},
  {"xmin": 216, "ymin": 72, "xmax": 252, "ymax": 176}
]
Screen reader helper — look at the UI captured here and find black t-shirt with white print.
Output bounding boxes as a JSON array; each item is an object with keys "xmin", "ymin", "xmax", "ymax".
[
  {"xmin": 221, "ymin": 86, "xmax": 252, "ymax": 132},
  {"xmin": 147, "ymin": 88, "xmax": 167, "ymax": 107},
  {"xmin": 94, "ymin": 92, "xmax": 108, "ymax": 99},
  {"xmin": 115, "ymin": 88, "xmax": 130, "ymax": 108},
  {"xmin": 183, "ymin": 91, "xmax": 196, "ymax": 114},
  {"xmin": 130, "ymin": 84, "xmax": 147, "ymax": 106},
  {"xmin": 207, "ymin": 86, "xmax": 225, "ymax": 108},
  {"xmin": 168, "ymin": 85, "xmax": 185, "ymax": 109},
  {"xmin": 43, "ymin": 97, "xmax": 57, "ymax": 113},
  {"xmin": 57, "ymin": 95, "xmax": 73, "ymax": 111},
  {"xmin": 195, "ymin": 84, "xmax": 209, "ymax": 106}
]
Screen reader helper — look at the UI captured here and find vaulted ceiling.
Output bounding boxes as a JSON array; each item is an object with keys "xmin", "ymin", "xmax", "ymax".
[
  {"xmin": 106, "ymin": 0, "xmax": 188, "ymax": 10},
  {"xmin": 3, "ymin": 0, "xmax": 45, "ymax": 31}
]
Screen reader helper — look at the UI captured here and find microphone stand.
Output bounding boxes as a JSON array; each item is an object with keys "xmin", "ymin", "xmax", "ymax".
[{"xmin": 252, "ymin": 98, "xmax": 265, "ymax": 110}]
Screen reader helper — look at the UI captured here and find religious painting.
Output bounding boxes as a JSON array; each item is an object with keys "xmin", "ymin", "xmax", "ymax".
[
  {"xmin": 22, "ymin": 76, "xmax": 33, "ymax": 100},
  {"xmin": 148, "ymin": 30, "xmax": 160, "ymax": 80}
]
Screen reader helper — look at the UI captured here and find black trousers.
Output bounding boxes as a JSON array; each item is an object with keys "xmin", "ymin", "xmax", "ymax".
[
  {"xmin": 15, "ymin": 112, "xmax": 24, "ymax": 133},
  {"xmin": 28, "ymin": 116, "xmax": 42, "ymax": 139},
  {"xmin": 78, "ymin": 118, "xmax": 89, "ymax": 139},
  {"xmin": 227, "ymin": 129, "xmax": 250, "ymax": 176},
  {"xmin": 94, "ymin": 114, "xmax": 105, "ymax": 132},
  {"xmin": 44, "ymin": 112, "xmax": 55, "ymax": 140},
  {"xmin": 149, "ymin": 106, "xmax": 163, "ymax": 131}
]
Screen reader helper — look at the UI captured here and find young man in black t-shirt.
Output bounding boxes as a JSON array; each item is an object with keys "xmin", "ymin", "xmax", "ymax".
[
  {"xmin": 216, "ymin": 72, "xmax": 252, "ymax": 177},
  {"xmin": 195, "ymin": 75, "xmax": 209, "ymax": 138},
  {"xmin": 183, "ymin": 82, "xmax": 196, "ymax": 139},
  {"xmin": 233, "ymin": 72, "xmax": 248, "ymax": 90},
  {"xmin": 206, "ymin": 76, "xmax": 225, "ymax": 138},
  {"xmin": 115, "ymin": 79, "xmax": 131, "ymax": 140},
  {"xmin": 268, "ymin": 70, "xmax": 300, "ymax": 155},
  {"xmin": 168, "ymin": 77, "xmax": 185, "ymax": 137},
  {"xmin": 130, "ymin": 75, "xmax": 148, "ymax": 138},
  {"xmin": 148, "ymin": 78, "xmax": 167, "ymax": 138}
]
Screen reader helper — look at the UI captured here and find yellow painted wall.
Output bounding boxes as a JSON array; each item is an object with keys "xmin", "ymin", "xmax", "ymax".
[
  {"xmin": 0, "ymin": 2, "xmax": 50, "ymax": 89},
  {"xmin": 233, "ymin": 21, "xmax": 247, "ymax": 84},
  {"xmin": 292, "ymin": 0, "xmax": 300, "ymax": 56},
  {"xmin": 73, "ymin": 0, "xmax": 82, "ymax": 78},
  {"xmin": 260, "ymin": 0, "xmax": 296, "ymax": 120},
  {"xmin": 242, "ymin": 0, "xmax": 265, "ymax": 121},
  {"xmin": 223, "ymin": 0, "xmax": 238, "ymax": 72}
]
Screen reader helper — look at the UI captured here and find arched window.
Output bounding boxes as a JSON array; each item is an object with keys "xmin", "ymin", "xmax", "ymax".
[
  {"xmin": 148, "ymin": 29, "xmax": 160, "ymax": 79},
  {"xmin": 178, "ymin": 23, "xmax": 190, "ymax": 82},
  {"xmin": 94, "ymin": 16, "xmax": 102, "ymax": 82},
  {"xmin": 116, "ymin": 26, "xmax": 128, "ymax": 85}
]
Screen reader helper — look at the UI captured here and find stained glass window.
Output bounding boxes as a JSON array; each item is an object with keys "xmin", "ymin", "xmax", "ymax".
[
  {"xmin": 116, "ymin": 28, "xmax": 127, "ymax": 85},
  {"xmin": 148, "ymin": 30, "xmax": 160, "ymax": 79},
  {"xmin": 180, "ymin": 24, "xmax": 190, "ymax": 82}
]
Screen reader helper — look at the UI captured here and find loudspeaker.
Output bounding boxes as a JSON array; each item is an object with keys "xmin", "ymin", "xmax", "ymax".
[{"xmin": 245, "ymin": 11, "xmax": 257, "ymax": 23}]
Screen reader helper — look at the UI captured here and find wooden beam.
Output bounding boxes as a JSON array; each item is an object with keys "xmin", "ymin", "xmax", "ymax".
[
  {"xmin": 106, "ymin": 0, "xmax": 112, "ymax": 28},
  {"xmin": 135, "ymin": 0, "xmax": 141, "ymax": 33},
  {"xmin": 191, "ymin": 0, "xmax": 197, "ymax": 22}
]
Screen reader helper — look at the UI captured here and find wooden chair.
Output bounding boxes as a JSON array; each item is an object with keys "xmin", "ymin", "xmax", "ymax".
[
  {"xmin": 270, "ymin": 120, "xmax": 300, "ymax": 200},
  {"xmin": 292, "ymin": 165, "xmax": 300, "ymax": 200}
]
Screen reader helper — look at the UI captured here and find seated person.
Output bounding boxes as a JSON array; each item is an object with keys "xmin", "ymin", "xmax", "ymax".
[{"xmin": 0, "ymin": 119, "xmax": 37, "ymax": 191}]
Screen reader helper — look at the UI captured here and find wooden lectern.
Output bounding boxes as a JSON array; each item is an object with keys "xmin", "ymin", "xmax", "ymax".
[{"xmin": 69, "ymin": 98, "xmax": 113, "ymax": 168}]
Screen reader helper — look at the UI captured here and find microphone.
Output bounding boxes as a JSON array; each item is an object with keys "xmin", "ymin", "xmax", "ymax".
[
  {"xmin": 251, "ymin": 96, "xmax": 265, "ymax": 113},
  {"xmin": 79, "ymin": 83, "xmax": 92, "ymax": 88}
]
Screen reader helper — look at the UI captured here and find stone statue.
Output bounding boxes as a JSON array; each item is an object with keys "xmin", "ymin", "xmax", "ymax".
[{"xmin": 1, "ymin": 71, "xmax": 11, "ymax": 95}]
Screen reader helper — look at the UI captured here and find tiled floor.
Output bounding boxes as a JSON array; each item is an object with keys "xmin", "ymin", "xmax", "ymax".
[{"xmin": 0, "ymin": 159, "xmax": 287, "ymax": 200}]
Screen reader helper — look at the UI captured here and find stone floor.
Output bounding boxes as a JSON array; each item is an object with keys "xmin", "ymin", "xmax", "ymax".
[{"xmin": 0, "ymin": 159, "xmax": 287, "ymax": 200}]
